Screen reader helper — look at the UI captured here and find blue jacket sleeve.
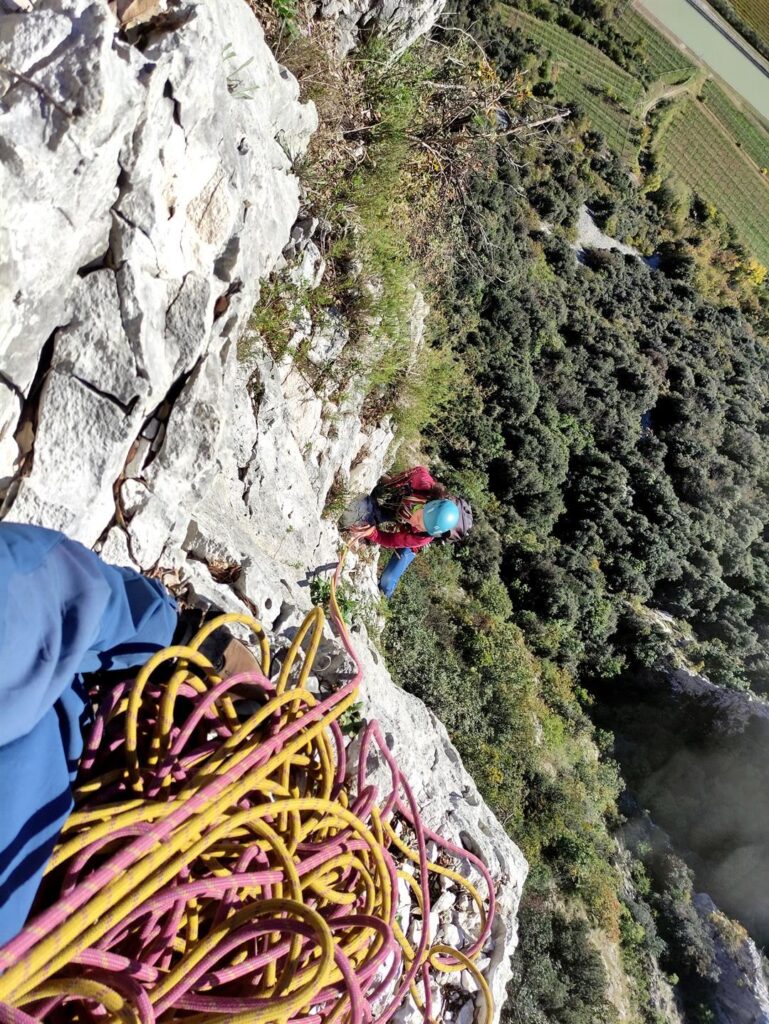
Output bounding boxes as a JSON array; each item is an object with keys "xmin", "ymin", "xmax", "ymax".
[{"xmin": 0, "ymin": 522, "xmax": 177, "ymax": 746}]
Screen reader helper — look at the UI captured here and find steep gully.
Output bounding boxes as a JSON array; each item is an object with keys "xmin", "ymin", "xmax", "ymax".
[{"xmin": 592, "ymin": 665, "xmax": 769, "ymax": 948}]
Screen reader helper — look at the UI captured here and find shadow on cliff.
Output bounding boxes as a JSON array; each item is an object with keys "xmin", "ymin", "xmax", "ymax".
[{"xmin": 592, "ymin": 668, "xmax": 769, "ymax": 948}]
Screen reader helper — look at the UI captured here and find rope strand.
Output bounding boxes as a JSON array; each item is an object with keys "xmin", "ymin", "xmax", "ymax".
[{"xmin": 0, "ymin": 556, "xmax": 496, "ymax": 1024}]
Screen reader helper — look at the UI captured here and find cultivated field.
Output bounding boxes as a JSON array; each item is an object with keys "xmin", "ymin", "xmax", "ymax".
[
  {"xmin": 731, "ymin": 0, "xmax": 769, "ymax": 47},
  {"xmin": 616, "ymin": 4, "xmax": 696, "ymax": 80},
  {"xmin": 503, "ymin": 7, "xmax": 643, "ymax": 155},
  {"xmin": 700, "ymin": 80, "xmax": 769, "ymax": 172},
  {"xmin": 659, "ymin": 98, "xmax": 769, "ymax": 264},
  {"xmin": 505, "ymin": 3, "xmax": 769, "ymax": 264}
]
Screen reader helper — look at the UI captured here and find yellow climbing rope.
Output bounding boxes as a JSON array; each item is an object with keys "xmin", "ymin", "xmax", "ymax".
[{"xmin": 0, "ymin": 568, "xmax": 496, "ymax": 1024}]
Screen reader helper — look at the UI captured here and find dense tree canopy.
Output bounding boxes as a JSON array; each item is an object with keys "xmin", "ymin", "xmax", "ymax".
[
  {"xmin": 423, "ymin": 58, "xmax": 769, "ymax": 691},
  {"xmin": 381, "ymin": 2, "xmax": 769, "ymax": 1018}
]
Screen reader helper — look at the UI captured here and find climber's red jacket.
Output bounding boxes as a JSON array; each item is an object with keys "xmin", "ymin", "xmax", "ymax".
[{"xmin": 367, "ymin": 466, "xmax": 441, "ymax": 551}]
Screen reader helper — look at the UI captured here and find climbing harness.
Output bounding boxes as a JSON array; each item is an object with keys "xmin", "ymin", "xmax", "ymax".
[{"xmin": 0, "ymin": 559, "xmax": 495, "ymax": 1024}]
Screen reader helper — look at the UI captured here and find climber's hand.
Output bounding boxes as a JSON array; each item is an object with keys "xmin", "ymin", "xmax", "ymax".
[{"xmin": 345, "ymin": 523, "xmax": 375, "ymax": 552}]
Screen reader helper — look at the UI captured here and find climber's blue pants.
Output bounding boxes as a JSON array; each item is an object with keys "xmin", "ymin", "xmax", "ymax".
[
  {"xmin": 0, "ymin": 523, "xmax": 177, "ymax": 945},
  {"xmin": 379, "ymin": 547, "xmax": 416, "ymax": 599}
]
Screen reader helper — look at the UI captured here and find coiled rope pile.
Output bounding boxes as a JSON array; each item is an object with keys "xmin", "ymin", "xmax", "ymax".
[{"xmin": 0, "ymin": 564, "xmax": 496, "ymax": 1024}]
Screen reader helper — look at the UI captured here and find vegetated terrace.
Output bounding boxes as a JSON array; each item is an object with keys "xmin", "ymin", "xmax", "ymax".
[
  {"xmin": 657, "ymin": 95, "xmax": 769, "ymax": 265},
  {"xmin": 503, "ymin": 5, "xmax": 643, "ymax": 158},
  {"xmin": 505, "ymin": 1, "xmax": 769, "ymax": 268},
  {"xmin": 732, "ymin": 0, "xmax": 769, "ymax": 47},
  {"xmin": 700, "ymin": 79, "xmax": 769, "ymax": 172}
]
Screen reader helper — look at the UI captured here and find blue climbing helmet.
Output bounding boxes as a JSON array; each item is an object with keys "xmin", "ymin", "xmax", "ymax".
[{"xmin": 422, "ymin": 499, "xmax": 460, "ymax": 537}]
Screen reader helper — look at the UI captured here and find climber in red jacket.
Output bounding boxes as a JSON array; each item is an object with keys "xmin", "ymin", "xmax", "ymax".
[{"xmin": 343, "ymin": 466, "xmax": 470, "ymax": 552}]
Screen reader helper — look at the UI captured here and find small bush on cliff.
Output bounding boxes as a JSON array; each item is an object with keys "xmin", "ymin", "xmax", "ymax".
[
  {"xmin": 250, "ymin": 0, "xmax": 300, "ymax": 45},
  {"xmin": 270, "ymin": 25, "xmax": 523, "ymax": 442},
  {"xmin": 507, "ymin": 897, "xmax": 616, "ymax": 1024}
]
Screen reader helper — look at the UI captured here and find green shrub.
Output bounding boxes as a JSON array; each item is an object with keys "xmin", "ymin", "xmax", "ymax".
[
  {"xmin": 309, "ymin": 577, "xmax": 358, "ymax": 621},
  {"xmin": 507, "ymin": 900, "xmax": 615, "ymax": 1024}
]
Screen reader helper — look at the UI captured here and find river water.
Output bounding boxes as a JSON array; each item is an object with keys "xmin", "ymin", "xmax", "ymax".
[{"xmin": 637, "ymin": 0, "xmax": 769, "ymax": 121}]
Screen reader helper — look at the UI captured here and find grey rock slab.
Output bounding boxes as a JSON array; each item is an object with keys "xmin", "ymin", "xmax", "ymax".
[
  {"xmin": 283, "ymin": 214, "xmax": 319, "ymax": 259},
  {"xmin": 408, "ymin": 287, "xmax": 429, "ymax": 360},
  {"xmin": 306, "ymin": 308, "xmax": 348, "ymax": 368},
  {"xmin": 455, "ymin": 999, "xmax": 475, "ymax": 1024},
  {"xmin": 144, "ymin": 352, "xmax": 227, "ymax": 509},
  {"xmin": 98, "ymin": 525, "xmax": 140, "ymax": 571},
  {"xmin": 287, "ymin": 241, "xmax": 326, "ymax": 291},
  {"xmin": 165, "ymin": 273, "xmax": 213, "ymax": 380},
  {"xmin": 243, "ymin": 351, "xmax": 332, "ymax": 561},
  {"xmin": 348, "ymin": 418, "xmax": 395, "ymax": 496},
  {"xmin": 0, "ymin": 7, "xmax": 70, "ymax": 67},
  {"xmin": 391, "ymin": 999, "xmax": 424, "ymax": 1024},
  {"xmin": 112, "ymin": 257, "xmax": 173, "ymax": 409},
  {"xmin": 315, "ymin": 0, "xmax": 447, "ymax": 56},
  {"xmin": 183, "ymin": 509, "xmax": 307, "ymax": 632},
  {"xmin": 229, "ymin": 347, "xmax": 261, "ymax": 472},
  {"xmin": 459, "ymin": 970, "xmax": 479, "ymax": 995},
  {"xmin": 11, "ymin": 369, "xmax": 143, "ymax": 543},
  {"xmin": 0, "ymin": 382, "xmax": 21, "ymax": 483},
  {"xmin": 124, "ymin": 490, "xmax": 179, "ymax": 570},
  {"xmin": 0, "ymin": 0, "xmax": 144, "ymax": 394},
  {"xmin": 280, "ymin": 360, "xmax": 325, "ymax": 462},
  {"xmin": 307, "ymin": 394, "xmax": 364, "ymax": 507},
  {"xmin": 182, "ymin": 348, "xmax": 336, "ymax": 621},
  {"xmin": 0, "ymin": 1, "xmax": 35, "ymax": 13},
  {"xmin": 121, "ymin": 478, "xmax": 150, "ymax": 519},
  {"xmin": 53, "ymin": 270, "xmax": 148, "ymax": 408},
  {"xmin": 432, "ymin": 890, "xmax": 457, "ymax": 915},
  {"xmin": 176, "ymin": 556, "xmax": 259, "ymax": 620}
]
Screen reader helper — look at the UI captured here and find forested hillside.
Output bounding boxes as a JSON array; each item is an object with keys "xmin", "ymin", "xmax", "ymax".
[
  {"xmin": 442, "ymin": 182, "xmax": 769, "ymax": 693},
  {"xmin": 376, "ymin": 1, "xmax": 769, "ymax": 1020},
  {"xmin": 393, "ymin": 0, "xmax": 769, "ymax": 750},
  {"xmin": 264, "ymin": 0, "xmax": 769, "ymax": 1019}
]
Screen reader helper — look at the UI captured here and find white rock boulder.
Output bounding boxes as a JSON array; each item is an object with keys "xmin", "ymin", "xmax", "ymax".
[
  {"xmin": 314, "ymin": 0, "xmax": 448, "ymax": 57},
  {"xmin": 0, "ymin": 0, "xmax": 316, "ymax": 536}
]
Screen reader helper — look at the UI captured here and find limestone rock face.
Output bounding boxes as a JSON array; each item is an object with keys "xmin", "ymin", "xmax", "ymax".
[
  {"xmin": 314, "ymin": 0, "xmax": 448, "ymax": 56},
  {"xmin": 694, "ymin": 895, "xmax": 769, "ymax": 1024},
  {"xmin": 0, "ymin": 2, "xmax": 527, "ymax": 1020},
  {"xmin": 0, "ymin": 0, "xmax": 316, "ymax": 535},
  {"xmin": 0, "ymin": 0, "xmax": 142, "ymax": 409}
]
